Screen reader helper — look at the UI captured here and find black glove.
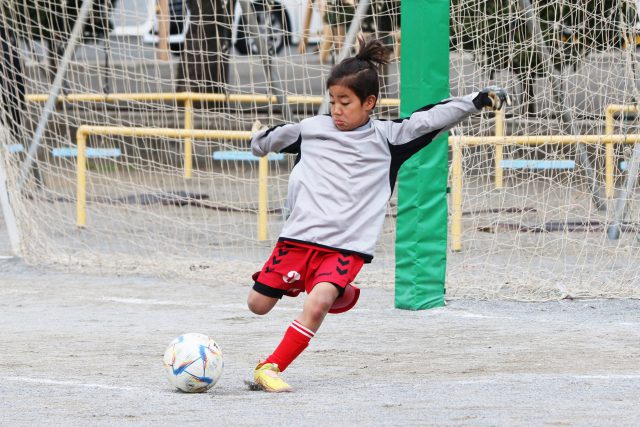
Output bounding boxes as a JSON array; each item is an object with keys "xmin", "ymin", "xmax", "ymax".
[{"xmin": 473, "ymin": 86, "xmax": 512, "ymax": 111}]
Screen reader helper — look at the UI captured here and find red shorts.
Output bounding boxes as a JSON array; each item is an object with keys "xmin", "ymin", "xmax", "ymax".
[{"xmin": 252, "ymin": 240, "xmax": 364, "ymax": 314}]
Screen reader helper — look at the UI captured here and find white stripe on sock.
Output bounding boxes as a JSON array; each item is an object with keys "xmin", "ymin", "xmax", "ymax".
[
  {"xmin": 291, "ymin": 321, "xmax": 314, "ymax": 339},
  {"xmin": 292, "ymin": 320, "xmax": 315, "ymax": 337}
]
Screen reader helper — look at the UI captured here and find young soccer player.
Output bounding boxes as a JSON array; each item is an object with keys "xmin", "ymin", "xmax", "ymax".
[{"xmin": 247, "ymin": 37, "xmax": 510, "ymax": 392}]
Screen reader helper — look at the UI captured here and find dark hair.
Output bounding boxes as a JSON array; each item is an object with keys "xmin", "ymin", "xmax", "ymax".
[{"xmin": 326, "ymin": 37, "xmax": 390, "ymax": 104}]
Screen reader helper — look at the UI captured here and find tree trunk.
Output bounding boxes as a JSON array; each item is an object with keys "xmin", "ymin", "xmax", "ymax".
[{"xmin": 177, "ymin": 0, "xmax": 236, "ymax": 95}]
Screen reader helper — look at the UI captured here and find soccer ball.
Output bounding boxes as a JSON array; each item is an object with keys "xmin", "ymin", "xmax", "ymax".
[{"xmin": 163, "ymin": 333, "xmax": 224, "ymax": 393}]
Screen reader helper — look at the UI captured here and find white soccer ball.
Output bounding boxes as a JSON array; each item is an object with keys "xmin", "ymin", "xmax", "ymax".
[{"xmin": 163, "ymin": 333, "xmax": 224, "ymax": 393}]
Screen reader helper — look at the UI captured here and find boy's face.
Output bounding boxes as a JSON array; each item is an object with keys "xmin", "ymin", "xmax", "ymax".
[{"xmin": 328, "ymin": 85, "xmax": 376, "ymax": 131}]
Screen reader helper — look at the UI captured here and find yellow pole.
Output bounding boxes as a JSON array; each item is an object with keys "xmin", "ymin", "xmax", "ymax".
[
  {"xmin": 258, "ymin": 156, "xmax": 268, "ymax": 241},
  {"xmin": 77, "ymin": 125, "xmax": 252, "ymax": 140},
  {"xmin": 494, "ymin": 109, "xmax": 504, "ymax": 189},
  {"xmin": 183, "ymin": 98, "xmax": 193, "ymax": 178},
  {"xmin": 605, "ymin": 106, "xmax": 615, "ymax": 198},
  {"xmin": 228, "ymin": 94, "xmax": 277, "ymax": 104},
  {"xmin": 75, "ymin": 125, "xmax": 256, "ymax": 231},
  {"xmin": 76, "ymin": 131, "xmax": 87, "ymax": 228},
  {"xmin": 451, "ymin": 139, "xmax": 463, "ymax": 252},
  {"xmin": 447, "ymin": 134, "xmax": 640, "ymax": 145},
  {"xmin": 72, "ymin": 124, "xmax": 640, "ymax": 237},
  {"xmin": 26, "ymin": 92, "xmax": 399, "ymax": 107}
]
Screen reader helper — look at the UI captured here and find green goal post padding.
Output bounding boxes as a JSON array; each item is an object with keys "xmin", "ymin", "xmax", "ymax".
[{"xmin": 395, "ymin": 0, "xmax": 450, "ymax": 310}]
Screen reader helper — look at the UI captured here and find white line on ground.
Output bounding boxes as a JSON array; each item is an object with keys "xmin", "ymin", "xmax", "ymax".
[
  {"xmin": 572, "ymin": 374, "xmax": 640, "ymax": 379},
  {"xmin": 99, "ymin": 298, "xmax": 340, "ymax": 313},
  {"xmin": 100, "ymin": 298, "xmax": 306, "ymax": 312},
  {"xmin": 432, "ymin": 310, "xmax": 515, "ymax": 320},
  {"xmin": 450, "ymin": 373, "xmax": 640, "ymax": 384},
  {"xmin": 101, "ymin": 297, "xmax": 192, "ymax": 306},
  {"xmin": 7, "ymin": 376, "xmax": 141, "ymax": 391}
]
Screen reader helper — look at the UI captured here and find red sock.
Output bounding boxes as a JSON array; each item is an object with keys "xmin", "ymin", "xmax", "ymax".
[{"xmin": 265, "ymin": 320, "xmax": 315, "ymax": 372}]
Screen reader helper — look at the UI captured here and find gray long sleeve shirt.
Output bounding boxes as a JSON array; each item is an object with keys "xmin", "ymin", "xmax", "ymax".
[{"xmin": 251, "ymin": 93, "xmax": 480, "ymax": 262}]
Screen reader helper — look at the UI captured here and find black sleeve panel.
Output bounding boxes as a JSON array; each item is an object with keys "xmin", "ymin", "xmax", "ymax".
[
  {"xmin": 412, "ymin": 99, "xmax": 452, "ymax": 114},
  {"xmin": 255, "ymin": 123, "xmax": 302, "ymax": 155},
  {"xmin": 280, "ymin": 133, "xmax": 302, "ymax": 155},
  {"xmin": 387, "ymin": 128, "xmax": 444, "ymax": 194},
  {"xmin": 385, "ymin": 101, "xmax": 451, "ymax": 193}
]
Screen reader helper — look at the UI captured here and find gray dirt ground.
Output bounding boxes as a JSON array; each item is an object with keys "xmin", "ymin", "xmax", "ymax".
[{"xmin": 1, "ymin": 247, "xmax": 640, "ymax": 426}]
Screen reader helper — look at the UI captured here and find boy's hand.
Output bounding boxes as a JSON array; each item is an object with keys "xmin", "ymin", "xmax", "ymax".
[
  {"xmin": 473, "ymin": 86, "xmax": 511, "ymax": 111},
  {"xmin": 251, "ymin": 120, "xmax": 268, "ymax": 134}
]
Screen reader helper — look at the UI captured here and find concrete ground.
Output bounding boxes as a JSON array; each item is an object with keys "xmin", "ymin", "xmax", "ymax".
[{"xmin": 1, "ymin": 236, "xmax": 639, "ymax": 426}]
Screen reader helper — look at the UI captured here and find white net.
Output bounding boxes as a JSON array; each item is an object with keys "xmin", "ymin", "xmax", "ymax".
[
  {"xmin": 2, "ymin": 0, "xmax": 640, "ymax": 300},
  {"xmin": 448, "ymin": 0, "xmax": 640, "ymax": 299},
  {"xmin": 0, "ymin": 0, "xmax": 400, "ymax": 283}
]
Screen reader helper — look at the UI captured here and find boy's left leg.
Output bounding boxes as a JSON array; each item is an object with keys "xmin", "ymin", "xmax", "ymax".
[
  {"xmin": 254, "ymin": 282, "xmax": 339, "ymax": 392},
  {"xmin": 247, "ymin": 289, "xmax": 279, "ymax": 315}
]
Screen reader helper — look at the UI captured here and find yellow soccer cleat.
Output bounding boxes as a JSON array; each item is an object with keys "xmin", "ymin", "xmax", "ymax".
[{"xmin": 253, "ymin": 362, "xmax": 292, "ymax": 393}]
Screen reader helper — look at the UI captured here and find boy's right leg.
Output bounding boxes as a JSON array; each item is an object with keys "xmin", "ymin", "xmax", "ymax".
[
  {"xmin": 254, "ymin": 283, "xmax": 339, "ymax": 392},
  {"xmin": 247, "ymin": 288, "xmax": 292, "ymax": 392}
]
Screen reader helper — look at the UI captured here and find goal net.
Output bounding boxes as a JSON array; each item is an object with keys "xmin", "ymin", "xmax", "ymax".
[
  {"xmin": 448, "ymin": 0, "xmax": 640, "ymax": 300},
  {"xmin": 1, "ymin": 0, "xmax": 639, "ymax": 300},
  {"xmin": 0, "ymin": 0, "xmax": 400, "ymax": 284}
]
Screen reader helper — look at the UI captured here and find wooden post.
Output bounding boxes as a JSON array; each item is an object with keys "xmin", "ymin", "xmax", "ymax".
[{"xmin": 157, "ymin": 0, "xmax": 170, "ymax": 60}]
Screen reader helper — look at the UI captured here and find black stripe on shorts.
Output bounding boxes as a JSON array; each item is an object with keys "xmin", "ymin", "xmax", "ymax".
[{"xmin": 253, "ymin": 281, "xmax": 285, "ymax": 299}]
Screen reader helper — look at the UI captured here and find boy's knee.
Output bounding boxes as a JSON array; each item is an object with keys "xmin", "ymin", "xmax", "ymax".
[
  {"xmin": 306, "ymin": 292, "xmax": 335, "ymax": 319},
  {"xmin": 247, "ymin": 299, "xmax": 268, "ymax": 315},
  {"xmin": 306, "ymin": 303, "xmax": 331, "ymax": 322},
  {"xmin": 247, "ymin": 292, "xmax": 275, "ymax": 315}
]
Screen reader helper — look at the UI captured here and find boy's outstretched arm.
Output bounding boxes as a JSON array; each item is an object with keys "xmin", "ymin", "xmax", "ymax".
[
  {"xmin": 387, "ymin": 87, "xmax": 511, "ymax": 146},
  {"xmin": 251, "ymin": 120, "xmax": 302, "ymax": 157}
]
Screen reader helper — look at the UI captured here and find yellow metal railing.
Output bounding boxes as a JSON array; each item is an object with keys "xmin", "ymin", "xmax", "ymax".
[
  {"xmin": 493, "ymin": 104, "xmax": 639, "ymax": 197},
  {"xmin": 27, "ymin": 92, "xmax": 400, "ymax": 179},
  {"xmin": 449, "ymin": 133, "xmax": 640, "ymax": 252},
  {"xmin": 43, "ymin": 95, "xmax": 640, "ymax": 251},
  {"xmin": 605, "ymin": 104, "xmax": 639, "ymax": 198},
  {"xmin": 493, "ymin": 109, "xmax": 505, "ymax": 189},
  {"xmin": 74, "ymin": 125, "xmax": 276, "ymax": 240}
]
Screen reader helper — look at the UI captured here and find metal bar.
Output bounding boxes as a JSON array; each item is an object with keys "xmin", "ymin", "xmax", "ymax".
[
  {"xmin": 605, "ymin": 104, "xmax": 640, "ymax": 239},
  {"xmin": 77, "ymin": 125, "xmax": 252, "ymax": 140},
  {"xmin": 75, "ymin": 125, "xmax": 640, "ymax": 247},
  {"xmin": 227, "ymin": 94, "xmax": 277, "ymax": 104},
  {"xmin": 76, "ymin": 131, "xmax": 87, "ymax": 228},
  {"xmin": 494, "ymin": 110, "xmax": 504, "ymax": 189},
  {"xmin": 605, "ymin": 106, "xmax": 616, "ymax": 198},
  {"xmin": 450, "ymin": 133, "xmax": 640, "ymax": 250},
  {"xmin": 17, "ymin": 0, "xmax": 95, "ymax": 191},
  {"xmin": 258, "ymin": 157, "xmax": 268, "ymax": 241},
  {"xmin": 500, "ymin": 159, "xmax": 575, "ymax": 169},
  {"xmin": 26, "ymin": 92, "xmax": 225, "ymax": 103},
  {"xmin": 516, "ymin": 0, "xmax": 605, "ymax": 210},
  {"xmin": 75, "ymin": 126, "xmax": 263, "ymax": 236},
  {"xmin": 0, "ymin": 144, "xmax": 21, "ymax": 255},
  {"xmin": 447, "ymin": 134, "xmax": 640, "ymax": 145},
  {"xmin": 451, "ymin": 139, "xmax": 463, "ymax": 251},
  {"xmin": 26, "ymin": 92, "xmax": 399, "ymax": 106},
  {"xmin": 183, "ymin": 98, "xmax": 193, "ymax": 178},
  {"xmin": 608, "ymin": 143, "xmax": 640, "ymax": 240}
]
